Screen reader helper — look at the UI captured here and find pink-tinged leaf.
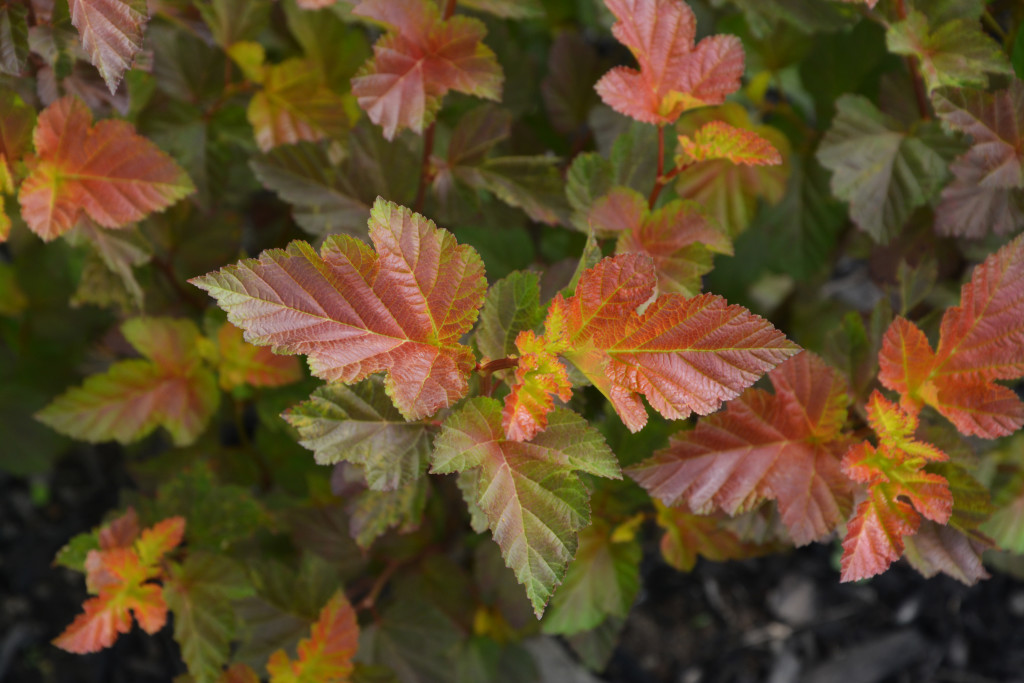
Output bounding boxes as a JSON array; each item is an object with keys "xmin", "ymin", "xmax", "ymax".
[
  {"xmin": 98, "ymin": 508, "xmax": 140, "ymax": 550},
  {"xmin": 593, "ymin": 188, "xmax": 732, "ymax": 296},
  {"xmin": 929, "ymin": 378, "xmax": 1024, "ymax": 439},
  {"xmin": 351, "ymin": 0, "xmax": 503, "ymax": 139},
  {"xmin": 677, "ymin": 121, "xmax": 783, "ymax": 166},
  {"xmin": 191, "ymin": 198, "xmax": 486, "ymax": 420},
  {"xmin": 932, "ymin": 81, "xmax": 1024, "ymax": 237},
  {"xmin": 217, "ymin": 323, "xmax": 303, "ymax": 391},
  {"xmin": 69, "ymin": 0, "xmax": 148, "ymax": 93},
  {"xmin": 502, "ymin": 331, "xmax": 572, "ymax": 442},
  {"xmin": 265, "ymin": 591, "xmax": 359, "ymax": 683},
  {"xmin": 431, "ymin": 398, "xmax": 620, "ymax": 617},
  {"xmin": 628, "ymin": 353, "xmax": 852, "ymax": 545},
  {"xmin": 838, "ymin": 393, "xmax": 954, "ymax": 581},
  {"xmin": 248, "ymin": 59, "xmax": 355, "ymax": 152},
  {"xmin": 547, "ymin": 254, "xmax": 798, "ymax": 432},
  {"xmin": 877, "ymin": 316, "xmax": 935, "ymax": 410},
  {"xmin": 296, "ymin": 0, "xmax": 339, "ymax": 7},
  {"xmin": 36, "ymin": 318, "xmax": 219, "ymax": 446},
  {"xmin": 134, "ymin": 516, "xmax": 185, "ymax": 568},
  {"xmin": 17, "ymin": 96, "xmax": 194, "ymax": 241},
  {"xmin": 902, "ymin": 521, "xmax": 991, "ymax": 585},
  {"xmin": 595, "ymin": 0, "xmax": 744, "ymax": 125}
]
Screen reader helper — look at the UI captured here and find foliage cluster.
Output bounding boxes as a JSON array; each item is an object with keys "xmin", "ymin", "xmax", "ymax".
[{"xmin": 3, "ymin": 0, "xmax": 1024, "ymax": 679}]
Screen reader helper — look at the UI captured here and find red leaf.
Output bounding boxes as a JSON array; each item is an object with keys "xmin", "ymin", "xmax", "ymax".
[
  {"xmin": 933, "ymin": 81, "xmax": 1024, "ymax": 237},
  {"xmin": 503, "ymin": 331, "xmax": 573, "ymax": 442},
  {"xmin": 628, "ymin": 353, "xmax": 852, "ymax": 545},
  {"xmin": 351, "ymin": 0, "xmax": 503, "ymax": 139},
  {"xmin": 838, "ymin": 393, "xmax": 953, "ymax": 581},
  {"xmin": 217, "ymin": 323, "xmax": 303, "ymax": 391},
  {"xmin": 266, "ymin": 592, "xmax": 359, "ymax": 683},
  {"xmin": 69, "ymin": 0, "xmax": 148, "ymax": 94},
  {"xmin": 191, "ymin": 198, "xmax": 487, "ymax": 420},
  {"xmin": 677, "ymin": 121, "xmax": 783, "ymax": 166},
  {"xmin": 594, "ymin": 0, "xmax": 744, "ymax": 125},
  {"xmin": 18, "ymin": 96, "xmax": 194, "ymax": 241},
  {"xmin": 877, "ymin": 235, "xmax": 1024, "ymax": 438}
]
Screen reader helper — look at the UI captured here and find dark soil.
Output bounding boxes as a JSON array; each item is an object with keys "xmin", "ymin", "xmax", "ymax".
[{"xmin": 6, "ymin": 449, "xmax": 1024, "ymax": 683}]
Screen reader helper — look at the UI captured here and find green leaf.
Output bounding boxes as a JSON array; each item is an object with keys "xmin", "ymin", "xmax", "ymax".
[
  {"xmin": 165, "ymin": 553, "xmax": 251, "ymax": 683},
  {"xmin": 711, "ymin": 0, "xmax": 854, "ymax": 36},
  {"xmin": 455, "ymin": 156, "xmax": 569, "ymax": 225},
  {"xmin": 816, "ymin": 94, "xmax": 951, "ymax": 242},
  {"xmin": 0, "ymin": 2, "xmax": 29, "ymax": 76},
  {"xmin": 360, "ymin": 597, "xmax": 464, "ymax": 683},
  {"xmin": 1013, "ymin": 24, "xmax": 1024, "ymax": 79},
  {"xmin": 283, "ymin": 377, "xmax": 431, "ymax": 491},
  {"xmin": 887, "ymin": 10, "xmax": 1011, "ymax": 93},
  {"xmin": 474, "ymin": 272, "xmax": 545, "ymax": 362},
  {"xmin": 431, "ymin": 398, "xmax": 620, "ymax": 617},
  {"xmin": 541, "ymin": 521, "xmax": 640, "ymax": 635},
  {"xmin": 196, "ymin": 0, "xmax": 270, "ymax": 47},
  {"xmin": 348, "ymin": 476, "xmax": 430, "ymax": 548},
  {"xmin": 282, "ymin": 0, "xmax": 370, "ymax": 90}
]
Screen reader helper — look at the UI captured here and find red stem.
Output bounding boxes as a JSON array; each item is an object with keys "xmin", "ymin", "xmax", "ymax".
[
  {"xmin": 477, "ymin": 357, "xmax": 518, "ymax": 374},
  {"xmin": 442, "ymin": 0, "xmax": 457, "ymax": 18}
]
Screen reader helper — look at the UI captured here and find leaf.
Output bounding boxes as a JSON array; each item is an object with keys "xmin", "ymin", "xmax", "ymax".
[
  {"xmin": 541, "ymin": 32, "xmax": 603, "ymax": 134},
  {"xmin": 0, "ymin": 2, "xmax": 29, "ymax": 76},
  {"xmin": 457, "ymin": 0, "xmax": 544, "ymax": 18},
  {"xmin": 191, "ymin": 198, "xmax": 486, "ymax": 421},
  {"xmin": 217, "ymin": 322, "xmax": 303, "ymax": 391},
  {"xmin": 198, "ymin": 0, "xmax": 270, "ymax": 48},
  {"xmin": 588, "ymin": 186, "xmax": 732, "ymax": 296},
  {"xmin": 284, "ymin": 377, "xmax": 431, "ymax": 490},
  {"xmin": 628, "ymin": 352, "xmax": 852, "ymax": 545},
  {"xmin": 932, "ymin": 80, "xmax": 1024, "ymax": 238},
  {"xmin": 541, "ymin": 521, "xmax": 640, "ymax": 635},
  {"xmin": 674, "ymin": 103, "xmax": 790, "ymax": 237},
  {"xmin": 18, "ymin": 96, "xmax": 194, "ymax": 241},
  {"xmin": 0, "ymin": 90, "xmax": 35, "ymax": 190},
  {"xmin": 901, "ymin": 520, "xmax": 991, "ymax": 584},
  {"xmin": 164, "ymin": 553, "xmax": 249, "ymax": 683},
  {"xmin": 266, "ymin": 591, "xmax": 359, "ymax": 683},
  {"xmin": 502, "ymin": 331, "xmax": 572, "ymax": 442},
  {"xmin": 347, "ymin": 475, "xmax": 429, "ymax": 548},
  {"xmin": 676, "ymin": 121, "xmax": 783, "ymax": 166},
  {"xmin": 817, "ymin": 94, "xmax": 952, "ymax": 242},
  {"xmin": 69, "ymin": 0, "xmax": 148, "ymax": 93},
  {"xmin": 453, "ymin": 156, "xmax": 568, "ymax": 225},
  {"xmin": 473, "ymin": 271, "xmax": 545, "ymax": 363},
  {"xmin": 431, "ymin": 398, "xmax": 620, "ymax": 617},
  {"xmin": 839, "ymin": 392, "xmax": 953, "ymax": 582},
  {"xmin": 36, "ymin": 317, "xmax": 220, "ymax": 446},
  {"xmin": 887, "ymin": 10, "xmax": 1011, "ymax": 93},
  {"xmin": 522, "ymin": 253, "xmax": 798, "ymax": 434},
  {"xmin": 360, "ymin": 597, "xmax": 462, "ymax": 683},
  {"xmin": 878, "ymin": 234, "xmax": 1024, "ymax": 438},
  {"xmin": 594, "ymin": 0, "xmax": 745, "ymax": 125},
  {"xmin": 54, "ymin": 515, "xmax": 185, "ymax": 654},
  {"xmin": 351, "ymin": 0, "xmax": 503, "ymax": 139},
  {"xmin": 75, "ymin": 218, "xmax": 151, "ymax": 309},
  {"xmin": 654, "ymin": 503, "xmax": 770, "ymax": 571},
  {"xmin": 248, "ymin": 58, "xmax": 356, "ymax": 152}
]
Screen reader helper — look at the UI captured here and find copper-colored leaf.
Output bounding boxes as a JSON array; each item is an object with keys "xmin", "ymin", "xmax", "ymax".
[
  {"xmin": 351, "ymin": 0, "xmax": 503, "ymax": 139},
  {"xmin": 595, "ymin": 0, "xmax": 744, "ymax": 125},
  {"xmin": 191, "ymin": 198, "xmax": 486, "ymax": 420},
  {"xmin": 677, "ymin": 121, "xmax": 783, "ymax": 166},
  {"xmin": 266, "ymin": 591, "xmax": 359, "ymax": 683},
  {"xmin": 628, "ymin": 353, "xmax": 852, "ymax": 545},
  {"xmin": 69, "ymin": 0, "xmax": 148, "ymax": 94},
  {"xmin": 18, "ymin": 96, "xmax": 194, "ymax": 241},
  {"xmin": 503, "ymin": 331, "xmax": 572, "ymax": 442}
]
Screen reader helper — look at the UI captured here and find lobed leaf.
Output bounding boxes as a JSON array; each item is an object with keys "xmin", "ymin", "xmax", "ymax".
[
  {"xmin": 191, "ymin": 198, "xmax": 487, "ymax": 421},
  {"xmin": 266, "ymin": 591, "xmax": 359, "ymax": 683},
  {"xmin": 628, "ymin": 353, "xmax": 852, "ymax": 545},
  {"xmin": 594, "ymin": 0, "xmax": 744, "ymax": 125},
  {"xmin": 351, "ymin": 0, "xmax": 503, "ymax": 139},
  {"xmin": 18, "ymin": 96, "xmax": 194, "ymax": 241},
  {"xmin": 431, "ymin": 398, "xmax": 620, "ymax": 617},
  {"xmin": 69, "ymin": 0, "xmax": 148, "ymax": 93},
  {"xmin": 676, "ymin": 121, "xmax": 783, "ymax": 166}
]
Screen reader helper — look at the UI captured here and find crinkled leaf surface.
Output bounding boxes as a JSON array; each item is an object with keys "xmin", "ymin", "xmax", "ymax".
[
  {"xmin": 351, "ymin": 0, "xmax": 503, "ymax": 139},
  {"xmin": 36, "ymin": 317, "xmax": 219, "ymax": 446},
  {"xmin": 676, "ymin": 121, "xmax": 783, "ymax": 166},
  {"xmin": 839, "ymin": 392, "xmax": 953, "ymax": 582},
  {"xmin": 879, "ymin": 234, "xmax": 1024, "ymax": 438},
  {"xmin": 191, "ymin": 198, "xmax": 486, "ymax": 421},
  {"xmin": 18, "ymin": 96, "xmax": 194, "ymax": 241},
  {"xmin": 817, "ymin": 94, "xmax": 950, "ymax": 242},
  {"xmin": 69, "ymin": 0, "xmax": 148, "ymax": 93},
  {"xmin": 431, "ymin": 398, "xmax": 620, "ymax": 617},
  {"xmin": 265, "ymin": 591, "xmax": 359, "ymax": 683},
  {"xmin": 932, "ymin": 81, "xmax": 1024, "ymax": 237},
  {"xmin": 595, "ymin": 0, "xmax": 744, "ymax": 125},
  {"xmin": 518, "ymin": 253, "xmax": 798, "ymax": 435},
  {"xmin": 628, "ymin": 353, "xmax": 852, "ymax": 545}
]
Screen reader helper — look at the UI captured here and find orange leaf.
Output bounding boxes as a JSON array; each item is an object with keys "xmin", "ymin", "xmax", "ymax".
[
  {"xmin": 217, "ymin": 323, "xmax": 303, "ymax": 391},
  {"xmin": 351, "ymin": 0, "xmax": 503, "ymax": 139},
  {"xmin": 18, "ymin": 96, "xmax": 193, "ymax": 241},
  {"xmin": 98, "ymin": 508, "xmax": 140, "ymax": 550},
  {"xmin": 594, "ymin": 0, "xmax": 744, "ymax": 125},
  {"xmin": 628, "ymin": 353, "xmax": 852, "ymax": 545},
  {"xmin": 676, "ymin": 121, "xmax": 782, "ymax": 166},
  {"xmin": 191, "ymin": 198, "xmax": 487, "ymax": 420},
  {"xmin": 502, "ymin": 330, "xmax": 572, "ymax": 441},
  {"xmin": 219, "ymin": 664, "xmax": 262, "ymax": 683},
  {"xmin": 266, "ymin": 592, "xmax": 359, "ymax": 683}
]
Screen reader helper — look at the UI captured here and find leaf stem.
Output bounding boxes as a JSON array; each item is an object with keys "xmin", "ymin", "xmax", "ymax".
[
  {"xmin": 476, "ymin": 357, "xmax": 519, "ymax": 374},
  {"xmin": 442, "ymin": 0, "xmax": 457, "ymax": 19},
  {"xmin": 648, "ymin": 124, "xmax": 667, "ymax": 208}
]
